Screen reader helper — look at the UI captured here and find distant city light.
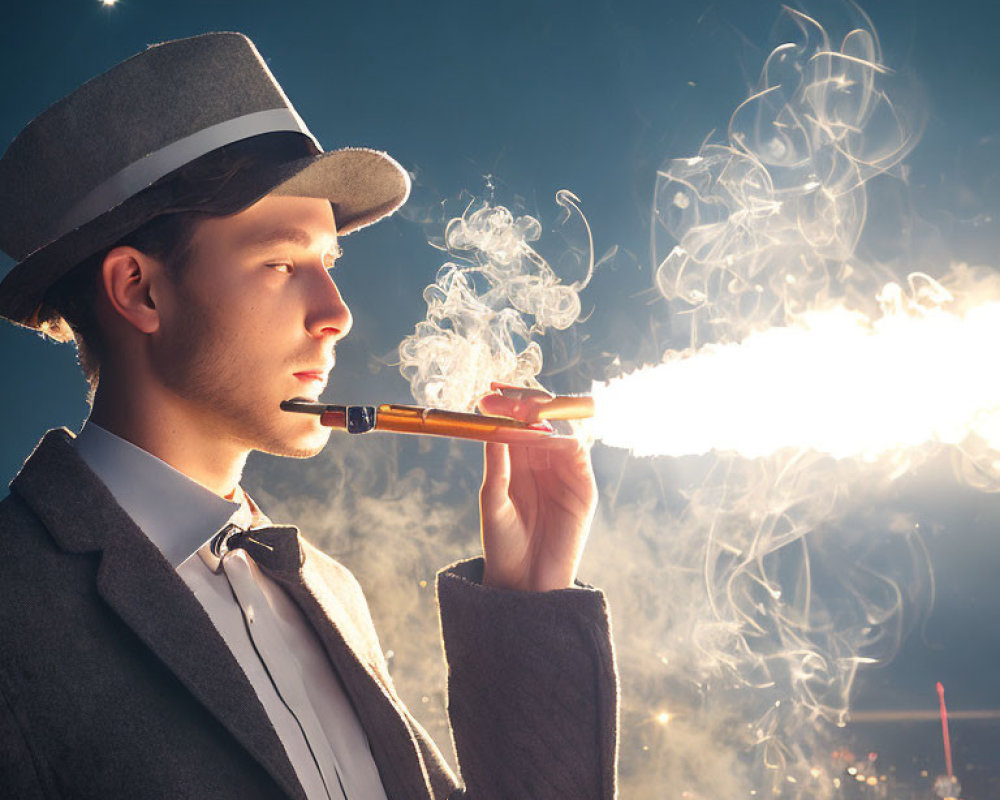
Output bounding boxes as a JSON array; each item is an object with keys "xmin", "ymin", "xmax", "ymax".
[{"xmin": 100, "ymin": 0, "xmax": 118, "ymax": 6}]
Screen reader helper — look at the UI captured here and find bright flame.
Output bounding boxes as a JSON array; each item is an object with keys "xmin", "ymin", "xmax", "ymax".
[{"xmin": 590, "ymin": 272, "xmax": 1000, "ymax": 460}]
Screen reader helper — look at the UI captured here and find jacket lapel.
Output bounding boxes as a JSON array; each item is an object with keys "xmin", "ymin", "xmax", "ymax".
[
  {"xmin": 266, "ymin": 544, "xmax": 435, "ymax": 800},
  {"xmin": 11, "ymin": 430, "xmax": 306, "ymax": 800}
]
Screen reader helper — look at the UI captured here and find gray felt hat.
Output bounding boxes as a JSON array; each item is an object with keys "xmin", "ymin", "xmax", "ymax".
[{"xmin": 0, "ymin": 31, "xmax": 410, "ymax": 330}]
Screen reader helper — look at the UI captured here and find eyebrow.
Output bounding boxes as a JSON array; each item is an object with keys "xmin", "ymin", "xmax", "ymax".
[{"xmin": 241, "ymin": 226, "xmax": 338, "ymax": 251}]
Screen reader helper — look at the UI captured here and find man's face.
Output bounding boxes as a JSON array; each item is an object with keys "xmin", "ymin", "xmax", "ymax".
[{"xmin": 150, "ymin": 194, "xmax": 351, "ymax": 458}]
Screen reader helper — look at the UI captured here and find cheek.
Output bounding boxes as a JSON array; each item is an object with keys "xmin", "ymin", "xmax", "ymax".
[{"xmin": 162, "ymin": 271, "xmax": 304, "ymax": 367}]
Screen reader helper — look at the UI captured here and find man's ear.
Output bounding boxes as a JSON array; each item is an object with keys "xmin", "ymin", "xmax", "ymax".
[{"xmin": 100, "ymin": 246, "xmax": 162, "ymax": 335}]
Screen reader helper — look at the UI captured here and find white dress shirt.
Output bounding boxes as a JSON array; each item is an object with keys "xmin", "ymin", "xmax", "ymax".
[{"xmin": 73, "ymin": 422, "xmax": 389, "ymax": 800}]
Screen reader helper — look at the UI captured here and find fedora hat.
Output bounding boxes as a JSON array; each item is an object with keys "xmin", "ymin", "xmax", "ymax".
[{"xmin": 0, "ymin": 31, "xmax": 410, "ymax": 330}]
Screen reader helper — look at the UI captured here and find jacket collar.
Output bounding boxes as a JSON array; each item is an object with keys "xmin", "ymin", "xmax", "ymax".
[
  {"xmin": 268, "ymin": 546, "xmax": 438, "ymax": 800},
  {"xmin": 10, "ymin": 429, "xmax": 307, "ymax": 800}
]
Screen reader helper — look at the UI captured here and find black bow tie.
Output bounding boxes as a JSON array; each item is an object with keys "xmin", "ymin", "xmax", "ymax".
[{"xmin": 210, "ymin": 523, "xmax": 304, "ymax": 573}]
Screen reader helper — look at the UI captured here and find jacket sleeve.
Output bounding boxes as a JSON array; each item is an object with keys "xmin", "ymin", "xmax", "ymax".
[
  {"xmin": 0, "ymin": 680, "xmax": 46, "ymax": 800},
  {"xmin": 436, "ymin": 557, "xmax": 618, "ymax": 800}
]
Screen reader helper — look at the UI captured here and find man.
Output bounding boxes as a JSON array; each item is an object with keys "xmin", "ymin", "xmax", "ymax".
[{"xmin": 0, "ymin": 32, "xmax": 618, "ymax": 800}]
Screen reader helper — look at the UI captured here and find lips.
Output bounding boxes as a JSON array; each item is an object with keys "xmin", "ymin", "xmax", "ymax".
[
  {"xmin": 291, "ymin": 362, "xmax": 333, "ymax": 402},
  {"xmin": 293, "ymin": 357, "xmax": 334, "ymax": 380},
  {"xmin": 293, "ymin": 370, "xmax": 327, "ymax": 382}
]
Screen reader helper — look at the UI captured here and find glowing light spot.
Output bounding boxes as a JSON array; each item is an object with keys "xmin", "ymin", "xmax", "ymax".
[
  {"xmin": 809, "ymin": 767, "xmax": 822, "ymax": 779},
  {"xmin": 99, "ymin": 0, "xmax": 117, "ymax": 5},
  {"xmin": 866, "ymin": 776, "xmax": 878, "ymax": 786},
  {"xmin": 590, "ymin": 282, "xmax": 1000, "ymax": 460},
  {"xmin": 934, "ymin": 774, "xmax": 962, "ymax": 799},
  {"xmin": 673, "ymin": 191, "xmax": 690, "ymax": 209},
  {"xmin": 767, "ymin": 138, "xmax": 787, "ymax": 159},
  {"xmin": 655, "ymin": 711, "xmax": 672, "ymax": 725}
]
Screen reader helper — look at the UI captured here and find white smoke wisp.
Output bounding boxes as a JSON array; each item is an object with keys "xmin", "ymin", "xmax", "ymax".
[
  {"xmin": 652, "ymin": 6, "xmax": 921, "ymax": 348},
  {"xmin": 575, "ymin": 6, "xmax": 980, "ymax": 798},
  {"xmin": 312, "ymin": 5, "xmax": 990, "ymax": 799},
  {"xmin": 398, "ymin": 190, "xmax": 595, "ymax": 411}
]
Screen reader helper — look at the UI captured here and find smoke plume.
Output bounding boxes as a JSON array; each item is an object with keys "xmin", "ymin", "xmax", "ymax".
[{"xmin": 248, "ymin": 5, "xmax": 997, "ymax": 799}]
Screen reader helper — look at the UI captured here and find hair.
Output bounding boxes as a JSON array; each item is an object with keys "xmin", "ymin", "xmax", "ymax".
[{"xmin": 36, "ymin": 132, "xmax": 313, "ymax": 401}]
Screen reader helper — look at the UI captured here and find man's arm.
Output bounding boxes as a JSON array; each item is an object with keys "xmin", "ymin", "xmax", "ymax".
[
  {"xmin": 437, "ymin": 558, "xmax": 618, "ymax": 800},
  {"xmin": 0, "ymin": 680, "xmax": 47, "ymax": 800},
  {"xmin": 431, "ymin": 385, "xmax": 617, "ymax": 798}
]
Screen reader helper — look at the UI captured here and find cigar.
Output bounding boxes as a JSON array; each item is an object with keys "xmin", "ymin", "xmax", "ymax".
[
  {"xmin": 534, "ymin": 395, "xmax": 595, "ymax": 421},
  {"xmin": 280, "ymin": 395, "xmax": 594, "ymax": 443}
]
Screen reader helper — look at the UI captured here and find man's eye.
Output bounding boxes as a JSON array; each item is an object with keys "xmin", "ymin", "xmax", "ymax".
[{"xmin": 268, "ymin": 263, "xmax": 293, "ymax": 274}]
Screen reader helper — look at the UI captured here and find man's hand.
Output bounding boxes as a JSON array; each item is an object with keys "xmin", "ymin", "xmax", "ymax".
[{"xmin": 477, "ymin": 384, "xmax": 598, "ymax": 592}]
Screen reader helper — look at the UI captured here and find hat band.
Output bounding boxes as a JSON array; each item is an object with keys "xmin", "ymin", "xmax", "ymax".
[{"xmin": 51, "ymin": 107, "xmax": 317, "ymax": 245}]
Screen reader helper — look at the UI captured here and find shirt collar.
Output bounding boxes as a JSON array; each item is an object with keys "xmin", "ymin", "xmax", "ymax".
[
  {"xmin": 196, "ymin": 489, "xmax": 274, "ymax": 574},
  {"xmin": 73, "ymin": 421, "xmax": 245, "ymax": 568}
]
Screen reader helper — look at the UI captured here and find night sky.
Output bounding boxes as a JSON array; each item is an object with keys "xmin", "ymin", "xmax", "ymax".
[{"xmin": 2, "ymin": 1, "xmax": 999, "ymax": 797}]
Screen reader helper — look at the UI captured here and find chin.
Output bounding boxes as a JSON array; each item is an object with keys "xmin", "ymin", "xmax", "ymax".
[{"xmin": 251, "ymin": 416, "xmax": 333, "ymax": 459}]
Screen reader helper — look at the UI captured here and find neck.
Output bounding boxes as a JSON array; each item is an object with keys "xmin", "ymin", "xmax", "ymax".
[{"xmin": 89, "ymin": 376, "xmax": 249, "ymax": 498}]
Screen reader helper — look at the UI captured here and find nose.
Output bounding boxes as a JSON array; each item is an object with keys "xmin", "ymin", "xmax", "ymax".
[{"xmin": 305, "ymin": 269, "xmax": 353, "ymax": 342}]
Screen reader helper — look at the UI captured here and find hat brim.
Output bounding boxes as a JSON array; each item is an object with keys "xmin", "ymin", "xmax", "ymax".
[{"xmin": 0, "ymin": 145, "xmax": 410, "ymax": 330}]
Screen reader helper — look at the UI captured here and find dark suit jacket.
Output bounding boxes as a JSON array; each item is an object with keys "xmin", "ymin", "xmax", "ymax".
[{"xmin": 0, "ymin": 430, "xmax": 618, "ymax": 799}]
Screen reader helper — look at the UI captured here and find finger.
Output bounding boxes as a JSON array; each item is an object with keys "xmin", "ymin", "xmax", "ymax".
[
  {"xmin": 476, "ymin": 423, "xmax": 555, "ymax": 446},
  {"xmin": 479, "ymin": 385, "xmax": 555, "ymax": 423},
  {"xmin": 480, "ymin": 441, "xmax": 511, "ymax": 511},
  {"xmin": 508, "ymin": 439, "xmax": 595, "ymax": 520},
  {"xmin": 488, "ymin": 385, "xmax": 592, "ymax": 425},
  {"xmin": 527, "ymin": 443, "xmax": 551, "ymax": 471},
  {"xmin": 489, "ymin": 381, "xmax": 550, "ymax": 397},
  {"xmin": 518, "ymin": 431, "xmax": 596, "ymax": 496}
]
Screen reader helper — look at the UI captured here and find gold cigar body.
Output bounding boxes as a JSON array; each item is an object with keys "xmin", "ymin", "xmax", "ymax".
[
  {"xmin": 284, "ymin": 395, "xmax": 594, "ymax": 444},
  {"xmin": 374, "ymin": 404, "xmax": 545, "ymax": 440},
  {"xmin": 314, "ymin": 403, "xmax": 550, "ymax": 443},
  {"xmin": 535, "ymin": 395, "xmax": 595, "ymax": 421}
]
